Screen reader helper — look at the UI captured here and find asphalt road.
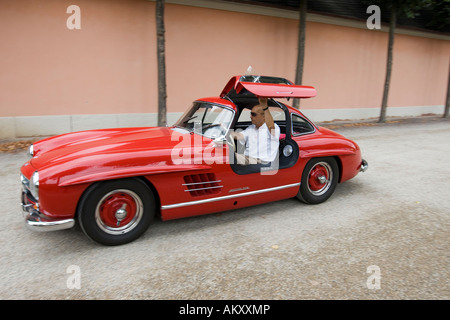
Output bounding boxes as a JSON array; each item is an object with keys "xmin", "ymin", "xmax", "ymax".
[{"xmin": 0, "ymin": 118, "xmax": 449, "ymax": 300}]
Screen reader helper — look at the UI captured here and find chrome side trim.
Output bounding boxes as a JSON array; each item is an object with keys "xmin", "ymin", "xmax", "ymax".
[
  {"xmin": 184, "ymin": 185, "xmax": 223, "ymax": 192},
  {"xmin": 183, "ymin": 179, "xmax": 223, "ymax": 192},
  {"xmin": 161, "ymin": 182, "xmax": 300, "ymax": 210},
  {"xmin": 182, "ymin": 180, "xmax": 222, "ymax": 186}
]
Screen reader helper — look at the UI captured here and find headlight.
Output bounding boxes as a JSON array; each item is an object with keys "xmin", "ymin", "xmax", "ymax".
[
  {"xmin": 28, "ymin": 144, "xmax": 34, "ymax": 158},
  {"xmin": 30, "ymin": 171, "xmax": 39, "ymax": 201}
]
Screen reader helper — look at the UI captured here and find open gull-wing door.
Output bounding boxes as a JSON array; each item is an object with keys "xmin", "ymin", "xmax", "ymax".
[{"xmin": 220, "ymin": 75, "xmax": 317, "ymax": 99}]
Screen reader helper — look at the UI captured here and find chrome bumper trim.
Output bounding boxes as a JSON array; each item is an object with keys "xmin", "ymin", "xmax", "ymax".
[
  {"xmin": 360, "ymin": 159, "xmax": 369, "ymax": 172},
  {"xmin": 21, "ymin": 192, "xmax": 75, "ymax": 232},
  {"xmin": 24, "ymin": 210, "xmax": 75, "ymax": 232}
]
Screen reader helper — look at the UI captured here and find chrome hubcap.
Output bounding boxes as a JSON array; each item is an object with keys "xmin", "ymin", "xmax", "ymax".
[
  {"xmin": 317, "ymin": 175, "xmax": 327, "ymax": 184},
  {"xmin": 115, "ymin": 204, "xmax": 128, "ymax": 226}
]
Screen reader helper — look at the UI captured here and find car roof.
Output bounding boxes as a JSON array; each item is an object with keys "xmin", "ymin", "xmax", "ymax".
[{"xmin": 220, "ymin": 75, "xmax": 317, "ymax": 99}]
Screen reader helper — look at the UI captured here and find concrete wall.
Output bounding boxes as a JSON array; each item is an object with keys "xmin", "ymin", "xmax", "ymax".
[{"xmin": 1, "ymin": 0, "xmax": 449, "ymax": 138}]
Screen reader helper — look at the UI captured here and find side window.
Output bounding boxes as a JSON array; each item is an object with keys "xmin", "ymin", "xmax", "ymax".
[
  {"xmin": 237, "ymin": 109, "xmax": 251, "ymax": 123},
  {"xmin": 292, "ymin": 114, "xmax": 315, "ymax": 135},
  {"xmin": 270, "ymin": 108, "xmax": 286, "ymax": 122}
]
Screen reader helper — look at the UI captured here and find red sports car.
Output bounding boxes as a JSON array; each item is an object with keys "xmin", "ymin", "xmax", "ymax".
[{"xmin": 20, "ymin": 75, "xmax": 368, "ymax": 245}]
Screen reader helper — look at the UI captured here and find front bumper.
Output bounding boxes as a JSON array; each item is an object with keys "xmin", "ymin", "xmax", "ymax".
[{"xmin": 21, "ymin": 191, "xmax": 75, "ymax": 232}]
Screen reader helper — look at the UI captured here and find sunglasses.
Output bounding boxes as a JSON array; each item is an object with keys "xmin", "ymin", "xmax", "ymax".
[{"xmin": 250, "ymin": 112, "xmax": 264, "ymax": 117}]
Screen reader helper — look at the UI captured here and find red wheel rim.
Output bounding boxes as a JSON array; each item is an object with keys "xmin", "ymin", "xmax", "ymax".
[
  {"xmin": 95, "ymin": 189, "xmax": 143, "ymax": 235},
  {"xmin": 98, "ymin": 192, "xmax": 137, "ymax": 228},
  {"xmin": 307, "ymin": 162, "xmax": 333, "ymax": 196}
]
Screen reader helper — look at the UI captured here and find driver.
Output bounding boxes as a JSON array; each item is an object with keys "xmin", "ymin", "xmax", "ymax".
[{"xmin": 231, "ymin": 98, "xmax": 280, "ymax": 165}]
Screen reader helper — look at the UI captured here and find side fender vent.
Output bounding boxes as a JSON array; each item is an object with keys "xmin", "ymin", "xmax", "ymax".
[{"xmin": 183, "ymin": 173, "xmax": 222, "ymax": 197}]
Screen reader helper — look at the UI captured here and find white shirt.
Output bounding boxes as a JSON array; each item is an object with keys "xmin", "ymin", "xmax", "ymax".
[{"xmin": 241, "ymin": 123, "xmax": 280, "ymax": 162}]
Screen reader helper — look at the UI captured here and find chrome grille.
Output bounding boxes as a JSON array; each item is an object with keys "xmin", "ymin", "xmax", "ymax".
[
  {"xmin": 21, "ymin": 174, "xmax": 30, "ymax": 190},
  {"xmin": 183, "ymin": 173, "xmax": 223, "ymax": 197}
]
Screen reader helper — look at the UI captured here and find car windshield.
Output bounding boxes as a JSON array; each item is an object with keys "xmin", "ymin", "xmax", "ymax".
[{"xmin": 173, "ymin": 102, "xmax": 234, "ymax": 139}]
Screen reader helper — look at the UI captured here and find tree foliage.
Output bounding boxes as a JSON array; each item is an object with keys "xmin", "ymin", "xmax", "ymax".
[{"xmin": 426, "ymin": 0, "xmax": 450, "ymax": 30}]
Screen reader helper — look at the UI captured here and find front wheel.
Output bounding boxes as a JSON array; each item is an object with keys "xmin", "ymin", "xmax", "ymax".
[
  {"xmin": 78, "ymin": 178, "xmax": 155, "ymax": 246},
  {"xmin": 296, "ymin": 157, "xmax": 339, "ymax": 204}
]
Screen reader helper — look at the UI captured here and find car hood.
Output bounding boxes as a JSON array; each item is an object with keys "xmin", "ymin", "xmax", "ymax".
[
  {"xmin": 30, "ymin": 127, "xmax": 211, "ymax": 186},
  {"xmin": 32, "ymin": 127, "xmax": 173, "ymax": 164}
]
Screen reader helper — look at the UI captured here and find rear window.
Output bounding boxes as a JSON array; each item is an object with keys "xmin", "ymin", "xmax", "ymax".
[{"xmin": 292, "ymin": 114, "xmax": 315, "ymax": 135}]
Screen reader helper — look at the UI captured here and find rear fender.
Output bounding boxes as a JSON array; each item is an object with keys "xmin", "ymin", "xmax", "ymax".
[{"xmin": 298, "ymin": 140, "xmax": 359, "ymax": 183}]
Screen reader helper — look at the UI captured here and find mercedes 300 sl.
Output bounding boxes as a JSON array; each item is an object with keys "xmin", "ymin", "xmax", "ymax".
[{"xmin": 20, "ymin": 75, "xmax": 368, "ymax": 245}]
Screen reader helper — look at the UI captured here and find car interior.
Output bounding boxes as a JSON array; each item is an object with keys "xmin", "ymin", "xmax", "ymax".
[{"xmin": 224, "ymin": 94, "xmax": 301, "ymax": 175}]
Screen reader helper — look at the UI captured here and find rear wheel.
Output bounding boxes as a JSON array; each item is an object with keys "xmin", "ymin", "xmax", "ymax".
[
  {"xmin": 297, "ymin": 157, "xmax": 339, "ymax": 204},
  {"xmin": 78, "ymin": 178, "xmax": 155, "ymax": 246}
]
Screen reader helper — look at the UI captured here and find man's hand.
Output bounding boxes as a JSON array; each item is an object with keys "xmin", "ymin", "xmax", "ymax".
[
  {"xmin": 259, "ymin": 98, "xmax": 275, "ymax": 134},
  {"xmin": 258, "ymin": 97, "xmax": 268, "ymax": 107}
]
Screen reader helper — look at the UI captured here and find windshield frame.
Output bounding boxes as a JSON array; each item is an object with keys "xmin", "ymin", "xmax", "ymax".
[{"xmin": 173, "ymin": 101, "xmax": 236, "ymax": 139}]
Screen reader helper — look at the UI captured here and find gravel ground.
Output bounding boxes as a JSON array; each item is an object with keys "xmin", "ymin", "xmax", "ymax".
[{"xmin": 0, "ymin": 117, "xmax": 449, "ymax": 300}]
